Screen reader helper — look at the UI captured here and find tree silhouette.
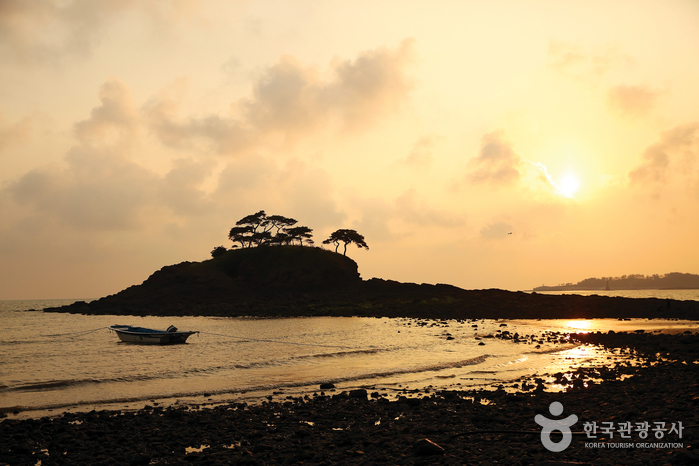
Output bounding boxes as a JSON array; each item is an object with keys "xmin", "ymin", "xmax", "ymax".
[
  {"xmin": 269, "ymin": 232, "xmax": 291, "ymax": 246},
  {"xmin": 210, "ymin": 246, "xmax": 228, "ymax": 258},
  {"xmin": 323, "ymin": 229, "xmax": 369, "ymax": 256},
  {"xmin": 266, "ymin": 215, "xmax": 298, "ymax": 234},
  {"xmin": 228, "ymin": 225, "xmax": 254, "ymax": 248},
  {"xmin": 286, "ymin": 226, "xmax": 314, "ymax": 246},
  {"xmin": 228, "ymin": 211, "xmax": 313, "ymax": 248}
]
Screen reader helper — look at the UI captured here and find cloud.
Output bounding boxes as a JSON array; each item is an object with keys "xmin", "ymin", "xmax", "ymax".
[
  {"xmin": 607, "ymin": 84, "xmax": 661, "ymax": 117},
  {"xmin": 144, "ymin": 40, "xmax": 416, "ymax": 155},
  {"xmin": 349, "ymin": 196, "xmax": 395, "ymax": 242},
  {"xmin": 318, "ymin": 38, "xmax": 416, "ymax": 131},
  {"xmin": 523, "ymin": 160, "xmax": 564, "ymax": 196},
  {"xmin": 349, "ymin": 189, "xmax": 465, "ymax": 243},
  {"xmin": 394, "ymin": 190, "xmax": 464, "ymax": 228},
  {"xmin": 462, "ymin": 131, "xmax": 580, "ymax": 201},
  {"xmin": 158, "ymin": 158, "xmax": 216, "ymax": 216},
  {"xmin": 0, "ymin": 0, "xmax": 125, "ymax": 63},
  {"xmin": 0, "ymin": 115, "xmax": 32, "ymax": 152},
  {"xmin": 401, "ymin": 135, "xmax": 437, "ymax": 167},
  {"xmin": 216, "ymin": 154, "xmax": 280, "ymax": 196},
  {"xmin": 214, "ymin": 155, "xmax": 345, "ymax": 235},
  {"xmin": 5, "ymin": 149, "xmax": 222, "ymax": 235},
  {"xmin": 8, "ymin": 146, "xmax": 159, "ymax": 231},
  {"xmin": 467, "ymin": 131, "xmax": 522, "ymax": 185},
  {"xmin": 276, "ymin": 163, "xmax": 346, "ymax": 231},
  {"xmin": 547, "ymin": 41, "xmax": 632, "ymax": 82},
  {"xmin": 241, "ymin": 54, "xmax": 327, "ymax": 136},
  {"xmin": 74, "ymin": 78, "xmax": 140, "ymax": 143},
  {"xmin": 4, "ymin": 77, "xmax": 217, "ymax": 230},
  {"xmin": 0, "ymin": 0, "xmax": 203, "ymax": 64},
  {"xmin": 628, "ymin": 123, "xmax": 699, "ymax": 186},
  {"xmin": 145, "ymin": 108, "xmax": 252, "ymax": 155}
]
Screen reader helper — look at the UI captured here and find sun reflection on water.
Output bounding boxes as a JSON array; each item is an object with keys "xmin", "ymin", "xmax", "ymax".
[{"xmin": 566, "ymin": 320, "xmax": 593, "ymax": 332}]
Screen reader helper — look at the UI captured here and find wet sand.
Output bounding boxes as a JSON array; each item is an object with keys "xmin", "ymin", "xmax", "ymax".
[{"xmin": 2, "ymin": 330, "xmax": 698, "ymax": 465}]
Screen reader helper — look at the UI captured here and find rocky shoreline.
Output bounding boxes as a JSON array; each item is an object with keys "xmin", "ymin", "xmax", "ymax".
[
  {"xmin": 36, "ymin": 247, "xmax": 699, "ymax": 320},
  {"xmin": 2, "ymin": 330, "xmax": 698, "ymax": 465},
  {"xmin": 43, "ymin": 278, "xmax": 699, "ymax": 321}
]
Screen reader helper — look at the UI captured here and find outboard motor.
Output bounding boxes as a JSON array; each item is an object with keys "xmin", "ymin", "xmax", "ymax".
[{"xmin": 167, "ymin": 325, "xmax": 178, "ymax": 333}]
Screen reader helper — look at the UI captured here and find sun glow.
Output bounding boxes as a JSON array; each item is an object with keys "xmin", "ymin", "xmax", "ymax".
[
  {"xmin": 557, "ymin": 174, "xmax": 580, "ymax": 198},
  {"xmin": 566, "ymin": 320, "xmax": 592, "ymax": 332}
]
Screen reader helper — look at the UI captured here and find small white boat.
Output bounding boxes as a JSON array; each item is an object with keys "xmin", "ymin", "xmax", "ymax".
[{"xmin": 109, "ymin": 325, "xmax": 198, "ymax": 344}]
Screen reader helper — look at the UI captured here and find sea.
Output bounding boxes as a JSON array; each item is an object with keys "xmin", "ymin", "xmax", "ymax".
[{"xmin": 2, "ymin": 290, "xmax": 698, "ymax": 420}]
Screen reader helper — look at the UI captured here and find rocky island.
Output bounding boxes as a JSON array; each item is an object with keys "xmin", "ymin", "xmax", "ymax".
[{"xmin": 43, "ymin": 245, "xmax": 699, "ymax": 320}]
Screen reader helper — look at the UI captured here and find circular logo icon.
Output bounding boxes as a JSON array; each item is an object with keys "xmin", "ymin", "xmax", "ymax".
[{"xmin": 534, "ymin": 401, "xmax": 578, "ymax": 452}]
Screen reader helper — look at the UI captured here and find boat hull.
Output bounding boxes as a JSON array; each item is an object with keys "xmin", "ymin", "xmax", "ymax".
[{"xmin": 109, "ymin": 325, "xmax": 197, "ymax": 345}]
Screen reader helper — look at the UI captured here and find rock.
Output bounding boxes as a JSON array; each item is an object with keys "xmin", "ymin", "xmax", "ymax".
[
  {"xmin": 320, "ymin": 383, "xmax": 335, "ymax": 390},
  {"xmin": 349, "ymin": 389, "xmax": 368, "ymax": 399},
  {"xmin": 413, "ymin": 438, "xmax": 445, "ymax": 456},
  {"xmin": 332, "ymin": 391, "xmax": 349, "ymax": 400},
  {"xmin": 127, "ymin": 453, "xmax": 151, "ymax": 465}
]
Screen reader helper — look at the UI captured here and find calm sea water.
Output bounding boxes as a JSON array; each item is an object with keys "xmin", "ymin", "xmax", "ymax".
[{"xmin": 1, "ymin": 292, "xmax": 698, "ymax": 420}]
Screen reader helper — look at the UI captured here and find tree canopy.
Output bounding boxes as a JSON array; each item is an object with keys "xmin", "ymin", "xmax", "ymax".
[
  {"xmin": 322, "ymin": 229, "xmax": 369, "ymax": 256},
  {"xmin": 210, "ymin": 245, "xmax": 228, "ymax": 258},
  {"xmin": 216, "ymin": 211, "xmax": 369, "ymax": 258},
  {"xmin": 228, "ymin": 211, "xmax": 312, "ymax": 248}
]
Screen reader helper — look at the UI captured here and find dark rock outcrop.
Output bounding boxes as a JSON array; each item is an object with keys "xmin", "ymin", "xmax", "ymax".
[{"xmin": 41, "ymin": 246, "xmax": 699, "ymax": 320}]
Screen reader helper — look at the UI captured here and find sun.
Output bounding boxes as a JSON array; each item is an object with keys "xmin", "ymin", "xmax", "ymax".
[{"xmin": 557, "ymin": 174, "xmax": 580, "ymax": 198}]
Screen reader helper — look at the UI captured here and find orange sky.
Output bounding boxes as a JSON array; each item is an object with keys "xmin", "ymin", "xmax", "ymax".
[{"xmin": 1, "ymin": 0, "xmax": 698, "ymax": 299}]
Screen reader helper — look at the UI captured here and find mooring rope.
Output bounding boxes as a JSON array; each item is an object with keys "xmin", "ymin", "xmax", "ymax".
[
  {"xmin": 41, "ymin": 326, "xmax": 110, "ymax": 338},
  {"xmin": 199, "ymin": 331, "xmax": 355, "ymax": 349},
  {"xmin": 38, "ymin": 327, "xmax": 354, "ymax": 348}
]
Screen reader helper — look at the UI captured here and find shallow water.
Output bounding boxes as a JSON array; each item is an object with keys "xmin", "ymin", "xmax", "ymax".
[{"xmin": 1, "ymin": 299, "xmax": 697, "ymax": 420}]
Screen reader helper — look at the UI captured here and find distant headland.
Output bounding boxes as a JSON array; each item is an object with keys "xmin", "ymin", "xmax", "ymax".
[
  {"xmin": 39, "ymin": 210, "xmax": 699, "ymax": 320},
  {"xmin": 533, "ymin": 273, "xmax": 699, "ymax": 292}
]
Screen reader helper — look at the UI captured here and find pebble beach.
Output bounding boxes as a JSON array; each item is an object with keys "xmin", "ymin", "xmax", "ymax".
[{"xmin": 2, "ymin": 330, "xmax": 698, "ymax": 465}]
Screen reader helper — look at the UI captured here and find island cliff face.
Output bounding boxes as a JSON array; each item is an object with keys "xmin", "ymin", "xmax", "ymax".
[{"xmin": 44, "ymin": 246, "xmax": 699, "ymax": 320}]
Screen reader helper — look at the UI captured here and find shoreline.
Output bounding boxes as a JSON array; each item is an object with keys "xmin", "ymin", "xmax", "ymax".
[
  {"xmin": 3, "ymin": 317, "xmax": 697, "ymax": 419},
  {"xmin": 2, "ymin": 331, "xmax": 697, "ymax": 465},
  {"xmin": 6, "ymin": 316, "xmax": 696, "ymax": 422},
  {"xmin": 0, "ymin": 318, "xmax": 583, "ymax": 421},
  {"xmin": 40, "ymin": 286, "xmax": 699, "ymax": 321}
]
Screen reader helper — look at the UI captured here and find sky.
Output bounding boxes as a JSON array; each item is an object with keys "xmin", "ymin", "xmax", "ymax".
[{"xmin": 1, "ymin": 0, "xmax": 698, "ymax": 299}]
